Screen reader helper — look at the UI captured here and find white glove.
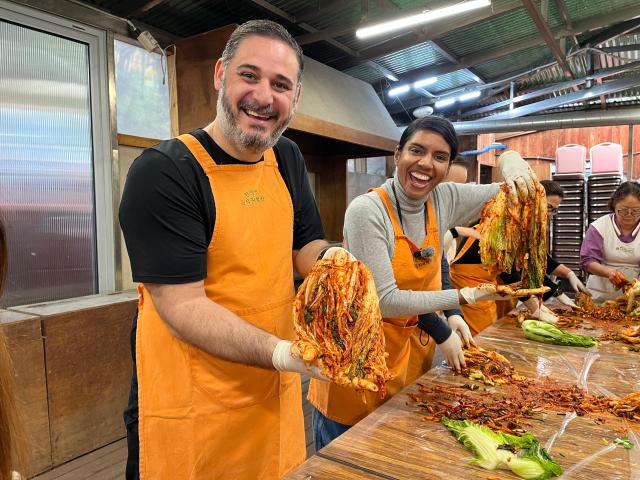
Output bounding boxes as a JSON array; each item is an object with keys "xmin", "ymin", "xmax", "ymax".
[
  {"xmin": 272, "ymin": 340, "xmax": 327, "ymax": 380},
  {"xmin": 530, "ymin": 304, "xmax": 559, "ymax": 323},
  {"xmin": 439, "ymin": 331, "xmax": 465, "ymax": 372},
  {"xmin": 566, "ymin": 271, "xmax": 588, "ymax": 293},
  {"xmin": 322, "ymin": 246, "xmax": 356, "ymax": 261},
  {"xmin": 459, "ymin": 286, "xmax": 507, "ymax": 304},
  {"xmin": 498, "ymin": 150, "xmax": 537, "ymax": 200},
  {"xmin": 556, "ymin": 293, "xmax": 577, "ymax": 308},
  {"xmin": 447, "ymin": 314, "xmax": 475, "ymax": 348}
]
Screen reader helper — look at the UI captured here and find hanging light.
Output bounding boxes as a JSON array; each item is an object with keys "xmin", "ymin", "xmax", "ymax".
[
  {"xmin": 356, "ymin": 0, "xmax": 491, "ymax": 39},
  {"xmin": 459, "ymin": 90, "xmax": 481, "ymax": 101},
  {"xmin": 413, "ymin": 76, "xmax": 438, "ymax": 88},
  {"xmin": 388, "ymin": 85, "xmax": 411, "ymax": 96},
  {"xmin": 434, "ymin": 97, "xmax": 456, "ymax": 109}
]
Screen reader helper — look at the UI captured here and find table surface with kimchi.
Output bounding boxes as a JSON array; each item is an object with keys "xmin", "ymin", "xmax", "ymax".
[{"xmin": 286, "ymin": 311, "xmax": 640, "ymax": 480}]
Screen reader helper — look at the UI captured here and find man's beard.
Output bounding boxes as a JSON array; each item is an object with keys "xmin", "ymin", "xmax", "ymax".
[{"xmin": 217, "ymin": 81, "xmax": 295, "ymax": 153}]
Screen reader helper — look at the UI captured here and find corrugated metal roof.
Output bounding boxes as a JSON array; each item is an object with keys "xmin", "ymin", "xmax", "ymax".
[
  {"xmin": 514, "ymin": 34, "xmax": 640, "ymax": 90},
  {"xmin": 269, "ymin": 0, "xmax": 317, "ymax": 17},
  {"xmin": 474, "ymin": 45, "xmax": 553, "ymax": 81},
  {"xmin": 136, "ymin": 0, "xmax": 278, "ymax": 37},
  {"xmin": 73, "ymin": 0, "xmax": 640, "ymax": 125},
  {"xmin": 429, "ymin": 69, "xmax": 479, "ymax": 93},
  {"xmin": 596, "ymin": 33, "xmax": 640, "ymax": 70},
  {"xmin": 375, "ymin": 41, "xmax": 445, "ymax": 74},
  {"xmin": 563, "ymin": 0, "xmax": 640, "ymax": 23},
  {"xmin": 437, "ymin": 8, "xmax": 548, "ymax": 58},
  {"xmin": 343, "ymin": 64, "xmax": 387, "ymax": 84},
  {"xmin": 303, "ymin": 42, "xmax": 353, "ymax": 64}
]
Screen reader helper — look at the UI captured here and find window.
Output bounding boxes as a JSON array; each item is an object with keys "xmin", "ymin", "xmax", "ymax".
[
  {"xmin": 114, "ymin": 39, "xmax": 170, "ymax": 140},
  {"xmin": 0, "ymin": 2, "xmax": 114, "ymax": 306}
]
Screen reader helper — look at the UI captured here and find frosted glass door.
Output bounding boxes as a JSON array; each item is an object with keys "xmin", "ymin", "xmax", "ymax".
[{"xmin": 0, "ymin": 19, "xmax": 97, "ymax": 306}]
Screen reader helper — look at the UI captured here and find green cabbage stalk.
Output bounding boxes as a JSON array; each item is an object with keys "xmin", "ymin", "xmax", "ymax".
[
  {"xmin": 441, "ymin": 417, "xmax": 562, "ymax": 479},
  {"xmin": 522, "ymin": 320, "xmax": 597, "ymax": 347}
]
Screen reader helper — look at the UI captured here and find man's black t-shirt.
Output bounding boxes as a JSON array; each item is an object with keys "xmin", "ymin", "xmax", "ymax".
[
  {"xmin": 120, "ymin": 130, "xmax": 325, "ymax": 479},
  {"xmin": 119, "ymin": 129, "xmax": 325, "ymax": 284}
]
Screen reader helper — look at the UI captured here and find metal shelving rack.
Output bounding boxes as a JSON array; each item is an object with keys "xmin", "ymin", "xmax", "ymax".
[{"xmin": 551, "ymin": 173, "xmax": 586, "ymax": 279}]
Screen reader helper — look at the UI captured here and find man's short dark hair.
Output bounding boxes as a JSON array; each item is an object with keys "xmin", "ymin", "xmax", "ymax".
[
  {"xmin": 221, "ymin": 20, "xmax": 304, "ymax": 85},
  {"xmin": 540, "ymin": 180, "xmax": 564, "ymax": 198}
]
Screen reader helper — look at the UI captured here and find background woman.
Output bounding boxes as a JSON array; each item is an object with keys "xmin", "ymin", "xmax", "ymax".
[
  {"xmin": 581, "ymin": 181, "xmax": 640, "ymax": 302},
  {"xmin": 308, "ymin": 116, "xmax": 538, "ymax": 450}
]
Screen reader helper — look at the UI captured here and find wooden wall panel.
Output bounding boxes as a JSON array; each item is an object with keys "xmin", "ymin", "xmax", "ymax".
[
  {"xmin": 173, "ymin": 25, "xmax": 236, "ymax": 134},
  {"xmin": 42, "ymin": 300, "xmax": 137, "ymax": 465},
  {"xmin": 474, "ymin": 125, "xmax": 640, "ymax": 182},
  {"xmin": 0, "ymin": 311, "xmax": 49, "ymax": 477},
  {"xmin": 495, "ymin": 125, "xmax": 640, "ymax": 177},
  {"xmin": 305, "ymin": 155, "xmax": 347, "ymax": 241},
  {"xmin": 476, "ymin": 133, "xmax": 497, "ymax": 166}
]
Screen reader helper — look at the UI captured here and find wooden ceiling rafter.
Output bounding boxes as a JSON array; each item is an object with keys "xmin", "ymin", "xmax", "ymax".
[
  {"xmin": 552, "ymin": 0, "xmax": 579, "ymax": 47},
  {"xmin": 372, "ymin": 2, "xmax": 640, "ymax": 102},
  {"xmin": 301, "ymin": 0, "xmax": 523, "ymax": 62},
  {"xmin": 520, "ymin": 0, "xmax": 575, "ymax": 84},
  {"xmin": 381, "ymin": 4, "xmax": 640, "ymax": 109}
]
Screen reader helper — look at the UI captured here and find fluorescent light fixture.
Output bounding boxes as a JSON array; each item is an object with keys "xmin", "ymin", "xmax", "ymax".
[
  {"xmin": 356, "ymin": 0, "xmax": 491, "ymax": 39},
  {"xmin": 435, "ymin": 97, "xmax": 456, "ymax": 108},
  {"xmin": 458, "ymin": 90, "xmax": 481, "ymax": 101},
  {"xmin": 389, "ymin": 85, "xmax": 410, "ymax": 96},
  {"xmin": 385, "ymin": 73, "xmax": 399, "ymax": 82},
  {"xmin": 413, "ymin": 76, "xmax": 438, "ymax": 88}
]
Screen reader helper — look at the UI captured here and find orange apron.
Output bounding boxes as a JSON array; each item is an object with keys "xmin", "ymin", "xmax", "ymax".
[
  {"xmin": 449, "ymin": 232, "xmax": 499, "ymax": 335},
  {"xmin": 136, "ymin": 134, "xmax": 305, "ymax": 479},
  {"xmin": 308, "ymin": 187, "xmax": 441, "ymax": 425}
]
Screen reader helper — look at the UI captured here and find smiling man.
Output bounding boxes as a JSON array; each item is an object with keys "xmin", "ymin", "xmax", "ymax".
[{"xmin": 119, "ymin": 20, "xmax": 331, "ymax": 479}]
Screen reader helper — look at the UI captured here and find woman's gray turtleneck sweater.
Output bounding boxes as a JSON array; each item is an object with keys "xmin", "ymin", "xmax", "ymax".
[{"xmin": 343, "ymin": 175, "xmax": 499, "ymax": 322}]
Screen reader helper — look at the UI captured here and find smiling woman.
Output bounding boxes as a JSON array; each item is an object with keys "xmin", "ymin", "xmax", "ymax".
[{"xmin": 308, "ymin": 116, "xmax": 540, "ymax": 450}]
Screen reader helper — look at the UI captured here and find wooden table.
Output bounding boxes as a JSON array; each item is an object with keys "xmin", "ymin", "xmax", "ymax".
[{"xmin": 286, "ymin": 317, "xmax": 640, "ymax": 479}]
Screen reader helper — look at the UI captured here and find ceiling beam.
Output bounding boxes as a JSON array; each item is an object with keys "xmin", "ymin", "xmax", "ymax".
[
  {"xmin": 343, "ymin": 2, "xmax": 640, "ymax": 76},
  {"xmin": 580, "ymin": 17, "xmax": 640, "ymax": 47},
  {"xmin": 121, "ymin": 0, "xmax": 166, "ymax": 18},
  {"xmin": 295, "ymin": 0, "xmax": 466, "ymax": 45},
  {"xmin": 298, "ymin": 0, "xmax": 522, "ymax": 51},
  {"xmin": 430, "ymin": 39, "xmax": 485, "ymax": 84},
  {"xmin": 460, "ymin": 59, "xmax": 640, "ymax": 117},
  {"xmin": 386, "ymin": 57, "xmax": 640, "ymax": 115},
  {"xmin": 598, "ymin": 44, "xmax": 640, "ymax": 53},
  {"xmin": 248, "ymin": 0, "xmax": 358, "ymax": 57},
  {"xmin": 386, "ymin": 85, "xmax": 507, "ymax": 116},
  {"xmin": 552, "ymin": 0, "xmax": 579, "ymax": 47},
  {"xmin": 486, "ymin": 73, "xmax": 640, "ymax": 119},
  {"xmin": 521, "ymin": 0, "xmax": 574, "ymax": 81},
  {"xmin": 379, "ymin": 4, "xmax": 640, "ymax": 100},
  {"xmin": 381, "ymin": 38, "xmax": 543, "ymax": 102}
]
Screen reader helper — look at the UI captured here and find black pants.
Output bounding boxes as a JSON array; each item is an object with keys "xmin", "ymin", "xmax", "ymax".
[{"xmin": 124, "ymin": 312, "xmax": 139, "ymax": 480}]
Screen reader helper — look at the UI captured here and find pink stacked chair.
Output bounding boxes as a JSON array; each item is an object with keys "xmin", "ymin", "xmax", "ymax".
[
  {"xmin": 590, "ymin": 142, "xmax": 623, "ymax": 174},
  {"xmin": 555, "ymin": 144, "xmax": 586, "ymax": 174}
]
